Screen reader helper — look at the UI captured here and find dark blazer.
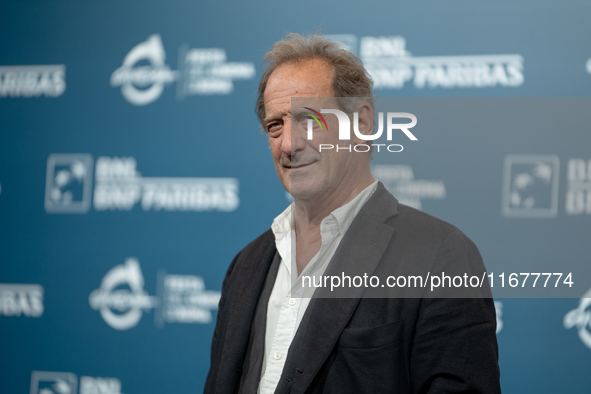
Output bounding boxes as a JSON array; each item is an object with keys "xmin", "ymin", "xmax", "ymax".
[{"xmin": 205, "ymin": 182, "xmax": 501, "ymax": 394}]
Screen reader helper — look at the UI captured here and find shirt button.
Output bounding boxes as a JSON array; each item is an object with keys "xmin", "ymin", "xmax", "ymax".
[
  {"xmin": 288, "ymin": 298, "xmax": 296, "ymax": 306},
  {"xmin": 274, "ymin": 352, "xmax": 282, "ymax": 360}
]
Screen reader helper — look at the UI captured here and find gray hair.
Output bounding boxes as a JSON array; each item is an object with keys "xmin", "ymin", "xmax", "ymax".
[{"xmin": 255, "ymin": 32, "xmax": 374, "ymax": 126}]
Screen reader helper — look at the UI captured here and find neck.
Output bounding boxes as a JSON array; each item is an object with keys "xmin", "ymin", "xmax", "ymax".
[
  {"xmin": 291, "ymin": 168, "xmax": 375, "ymax": 276},
  {"xmin": 293, "ymin": 171, "xmax": 375, "ymax": 233}
]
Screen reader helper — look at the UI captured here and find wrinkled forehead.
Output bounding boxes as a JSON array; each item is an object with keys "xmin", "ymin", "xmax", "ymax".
[
  {"xmin": 289, "ymin": 97, "xmax": 341, "ymax": 118},
  {"xmin": 264, "ymin": 59, "xmax": 335, "ymax": 108},
  {"xmin": 264, "ymin": 97, "xmax": 341, "ymax": 124}
]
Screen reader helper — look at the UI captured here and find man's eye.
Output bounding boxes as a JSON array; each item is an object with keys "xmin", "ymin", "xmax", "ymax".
[{"xmin": 267, "ymin": 122, "xmax": 281, "ymax": 133}]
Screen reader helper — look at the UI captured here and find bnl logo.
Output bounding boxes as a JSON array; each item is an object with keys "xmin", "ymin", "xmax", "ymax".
[
  {"xmin": 302, "ymin": 107, "xmax": 417, "ymax": 153},
  {"xmin": 502, "ymin": 155, "xmax": 560, "ymax": 218},
  {"xmin": 44, "ymin": 154, "xmax": 93, "ymax": 213},
  {"xmin": 31, "ymin": 372, "xmax": 123, "ymax": 394},
  {"xmin": 565, "ymin": 158, "xmax": 591, "ymax": 215},
  {"xmin": 30, "ymin": 372, "xmax": 77, "ymax": 394}
]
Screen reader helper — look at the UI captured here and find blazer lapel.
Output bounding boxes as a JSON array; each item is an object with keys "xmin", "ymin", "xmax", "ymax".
[
  {"xmin": 215, "ymin": 233, "xmax": 277, "ymax": 394},
  {"xmin": 276, "ymin": 182, "xmax": 399, "ymax": 394}
]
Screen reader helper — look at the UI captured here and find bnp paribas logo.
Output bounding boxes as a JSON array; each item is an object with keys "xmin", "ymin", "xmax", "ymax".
[
  {"xmin": 325, "ymin": 34, "xmax": 524, "ymax": 90},
  {"xmin": 44, "ymin": 154, "xmax": 94, "ymax": 213},
  {"xmin": 501, "ymin": 155, "xmax": 560, "ymax": 218},
  {"xmin": 44, "ymin": 153, "xmax": 240, "ymax": 213},
  {"xmin": 30, "ymin": 371, "xmax": 124, "ymax": 394},
  {"xmin": 110, "ymin": 34, "xmax": 255, "ymax": 106}
]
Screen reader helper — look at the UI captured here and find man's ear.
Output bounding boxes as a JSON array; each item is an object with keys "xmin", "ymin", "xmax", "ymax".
[{"xmin": 352, "ymin": 101, "xmax": 374, "ymax": 144}]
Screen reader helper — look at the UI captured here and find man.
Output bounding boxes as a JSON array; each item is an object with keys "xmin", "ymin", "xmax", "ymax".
[{"xmin": 205, "ymin": 33, "xmax": 501, "ymax": 394}]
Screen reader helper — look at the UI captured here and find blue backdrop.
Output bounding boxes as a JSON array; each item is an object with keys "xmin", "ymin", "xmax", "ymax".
[{"xmin": 1, "ymin": 1, "xmax": 590, "ymax": 393}]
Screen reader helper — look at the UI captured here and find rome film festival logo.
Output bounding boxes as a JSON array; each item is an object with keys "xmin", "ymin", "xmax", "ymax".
[
  {"xmin": 89, "ymin": 258, "xmax": 221, "ymax": 330},
  {"xmin": 494, "ymin": 301, "xmax": 503, "ymax": 334},
  {"xmin": 89, "ymin": 258, "xmax": 156, "ymax": 330},
  {"xmin": 110, "ymin": 34, "xmax": 177, "ymax": 106},
  {"xmin": 501, "ymin": 155, "xmax": 560, "ymax": 218},
  {"xmin": 110, "ymin": 34, "xmax": 255, "ymax": 105},
  {"xmin": 564, "ymin": 288, "xmax": 591, "ymax": 349},
  {"xmin": 302, "ymin": 106, "xmax": 417, "ymax": 153}
]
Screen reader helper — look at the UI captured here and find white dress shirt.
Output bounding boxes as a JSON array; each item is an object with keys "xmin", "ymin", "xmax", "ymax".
[{"xmin": 258, "ymin": 181, "xmax": 378, "ymax": 394}]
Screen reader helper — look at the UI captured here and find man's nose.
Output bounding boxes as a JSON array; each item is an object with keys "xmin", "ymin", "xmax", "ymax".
[{"xmin": 281, "ymin": 118, "xmax": 306, "ymax": 156}]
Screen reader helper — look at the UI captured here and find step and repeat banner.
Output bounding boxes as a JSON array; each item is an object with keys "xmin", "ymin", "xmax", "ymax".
[{"xmin": 1, "ymin": 1, "xmax": 590, "ymax": 393}]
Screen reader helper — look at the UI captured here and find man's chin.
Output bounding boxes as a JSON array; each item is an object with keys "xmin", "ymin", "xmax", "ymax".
[{"xmin": 286, "ymin": 181, "xmax": 323, "ymax": 201}]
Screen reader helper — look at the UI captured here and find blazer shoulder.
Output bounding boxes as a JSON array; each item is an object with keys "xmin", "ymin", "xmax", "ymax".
[
  {"xmin": 393, "ymin": 202, "xmax": 466, "ymax": 241},
  {"xmin": 369, "ymin": 183, "xmax": 467, "ymax": 244},
  {"xmin": 226, "ymin": 229, "xmax": 274, "ymax": 277},
  {"xmin": 238, "ymin": 228, "xmax": 275, "ymax": 258},
  {"xmin": 387, "ymin": 203, "xmax": 486, "ymax": 278}
]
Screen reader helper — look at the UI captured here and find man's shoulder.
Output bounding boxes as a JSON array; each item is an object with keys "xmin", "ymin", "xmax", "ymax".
[
  {"xmin": 391, "ymin": 202, "xmax": 480, "ymax": 257},
  {"xmin": 371, "ymin": 191, "xmax": 488, "ymax": 296},
  {"xmin": 368, "ymin": 183, "xmax": 467, "ymax": 243},
  {"xmin": 223, "ymin": 229, "xmax": 275, "ymax": 285},
  {"xmin": 237, "ymin": 228, "xmax": 275, "ymax": 257},
  {"xmin": 241, "ymin": 229, "xmax": 275, "ymax": 252},
  {"xmin": 395, "ymin": 202, "xmax": 462, "ymax": 237}
]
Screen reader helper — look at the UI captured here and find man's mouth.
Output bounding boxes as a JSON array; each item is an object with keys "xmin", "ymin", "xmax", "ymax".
[{"xmin": 287, "ymin": 162, "xmax": 314, "ymax": 169}]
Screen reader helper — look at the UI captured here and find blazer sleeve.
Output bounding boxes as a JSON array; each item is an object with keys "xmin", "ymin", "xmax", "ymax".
[{"xmin": 410, "ymin": 230, "xmax": 501, "ymax": 394}]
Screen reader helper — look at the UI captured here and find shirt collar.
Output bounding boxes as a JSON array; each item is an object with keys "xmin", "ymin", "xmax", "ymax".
[
  {"xmin": 271, "ymin": 180, "xmax": 378, "ymax": 239},
  {"xmin": 329, "ymin": 180, "xmax": 378, "ymax": 235},
  {"xmin": 271, "ymin": 203, "xmax": 293, "ymax": 238}
]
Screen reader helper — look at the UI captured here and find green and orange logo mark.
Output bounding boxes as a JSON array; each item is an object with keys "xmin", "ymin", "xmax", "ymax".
[{"xmin": 303, "ymin": 107, "xmax": 328, "ymax": 131}]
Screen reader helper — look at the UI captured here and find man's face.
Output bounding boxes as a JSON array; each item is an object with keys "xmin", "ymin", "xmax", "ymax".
[{"xmin": 263, "ymin": 59, "xmax": 363, "ymax": 202}]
